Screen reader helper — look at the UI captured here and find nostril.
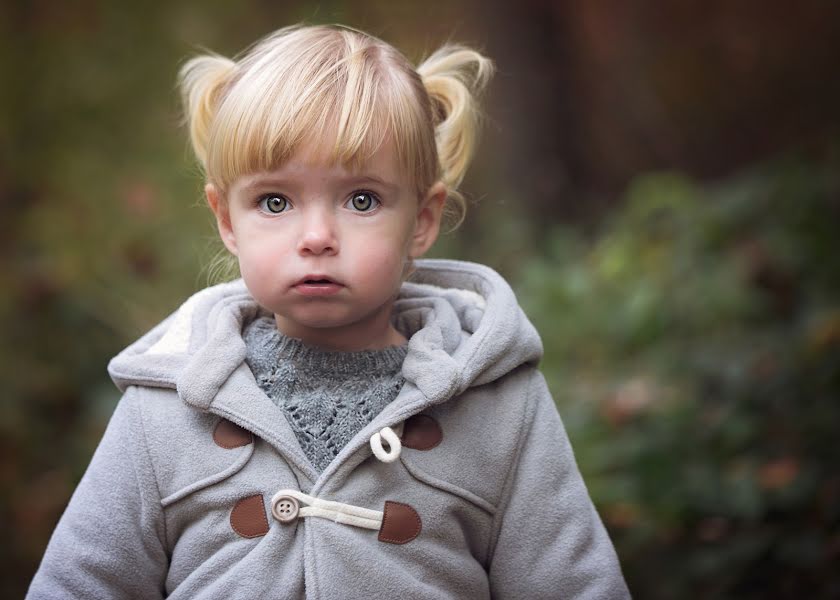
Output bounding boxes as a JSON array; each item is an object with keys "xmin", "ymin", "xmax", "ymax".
[{"xmin": 300, "ymin": 246, "xmax": 338, "ymax": 257}]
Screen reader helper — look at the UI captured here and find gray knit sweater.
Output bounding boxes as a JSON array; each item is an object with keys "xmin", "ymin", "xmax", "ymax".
[{"xmin": 242, "ymin": 315, "xmax": 407, "ymax": 473}]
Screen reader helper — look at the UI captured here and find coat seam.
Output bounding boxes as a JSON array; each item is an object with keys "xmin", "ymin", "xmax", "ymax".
[
  {"xmin": 484, "ymin": 368, "xmax": 539, "ymax": 565},
  {"xmin": 111, "ymin": 370, "xmax": 178, "ymax": 389},
  {"xmin": 160, "ymin": 442, "xmax": 256, "ymax": 508},
  {"xmin": 399, "ymin": 454, "xmax": 496, "ymax": 515},
  {"xmin": 129, "ymin": 386, "xmax": 171, "ymax": 555}
]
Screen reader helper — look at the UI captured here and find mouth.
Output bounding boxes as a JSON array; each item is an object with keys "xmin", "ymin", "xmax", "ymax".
[
  {"xmin": 295, "ymin": 275, "xmax": 341, "ymax": 286},
  {"xmin": 292, "ymin": 275, "xmax": 344, "ymax": 296}
]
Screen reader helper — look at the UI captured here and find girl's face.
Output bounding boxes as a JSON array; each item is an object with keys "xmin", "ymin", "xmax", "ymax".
[{"xmin": 205, "ymin": 135, "xmax": 446, "ymax": 351}]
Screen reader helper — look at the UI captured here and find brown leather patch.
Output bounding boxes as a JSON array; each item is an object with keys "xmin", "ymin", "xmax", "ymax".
[
  {"xmin": 230, "ymin": 494, "xmax": 269, "ymax": 538},
  {"xmin": 213, "ymin": 418, "xmax": 253, "ymax": 449},
  {"xmin": 378, "ymin": 501, "xmax": 421, "ymax": 544},
  {"xmin": 401, "ymin": 414, "xmax": 442, "ymax": 450}
]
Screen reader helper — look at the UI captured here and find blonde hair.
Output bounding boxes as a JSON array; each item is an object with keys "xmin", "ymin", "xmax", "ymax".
[{"xmin": 177, "ymin": 24, "xmax": 493, "ymax": 225}]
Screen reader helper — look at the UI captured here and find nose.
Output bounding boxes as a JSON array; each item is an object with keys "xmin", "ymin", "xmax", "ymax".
[{"xmin": 297, "ymin": 209, "xmax": 338, "ymax": 256}]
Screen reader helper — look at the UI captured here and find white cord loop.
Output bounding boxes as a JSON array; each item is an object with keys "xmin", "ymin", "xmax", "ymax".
[
  {"xmin": 369, "ymin": 425, "xmax": 403, "ymax": 463},
  {"xmin": 270, "ymin": 489, "xmax": 383, "ymax": 530}
]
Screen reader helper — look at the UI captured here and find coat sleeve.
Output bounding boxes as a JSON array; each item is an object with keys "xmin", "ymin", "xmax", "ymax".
[
  {"xmin": 26, "ymin": 387, "xmax": 169, "ymax": 599},
  {"xmin": 486, "ymin": 370, "xmax": 631, "ymax": 599}
]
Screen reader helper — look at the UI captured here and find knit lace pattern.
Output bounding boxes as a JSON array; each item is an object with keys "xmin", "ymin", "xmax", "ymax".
[{"xmin": 242, "ymin": 315, "xmax": 407, "ymax": 473}]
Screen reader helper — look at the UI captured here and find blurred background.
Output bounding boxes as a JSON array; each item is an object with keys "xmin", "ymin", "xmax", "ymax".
[{"xmin": 2, "ymin": 0, "xmax": 839, "ymax": 597}]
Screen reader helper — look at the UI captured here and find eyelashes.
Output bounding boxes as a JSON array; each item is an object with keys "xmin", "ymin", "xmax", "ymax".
[
  {"xmin": 257, "ymin": 194, "xmax": 289, "ymax": 214},
  {"xmin": 255, "ymin": 190, "xmax": 382, "ymax": 215},
  {"xmin": 346, "ymin": 191, "xmax": 380, "ymax": 212}
]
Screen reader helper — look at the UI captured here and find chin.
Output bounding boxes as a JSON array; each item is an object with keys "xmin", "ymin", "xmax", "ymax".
[{"xmin": 280, "ymin": 308, "xmax": 359, "ymax": 329}]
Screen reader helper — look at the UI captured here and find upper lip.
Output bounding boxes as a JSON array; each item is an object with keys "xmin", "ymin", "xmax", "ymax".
[{"xmin": 294, "ymin": 274, "xmax": 343, "ymax": 286}]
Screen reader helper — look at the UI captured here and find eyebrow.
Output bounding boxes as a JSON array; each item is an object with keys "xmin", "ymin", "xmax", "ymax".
[{"xmin": 241, "ymin": 174, "xmax": 400, "ymax": 193}]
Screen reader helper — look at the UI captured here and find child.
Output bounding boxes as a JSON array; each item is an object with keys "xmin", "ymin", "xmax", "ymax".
[{"xmin": 27, "ymin": 23, "xmax": 630, "ymax": 599}]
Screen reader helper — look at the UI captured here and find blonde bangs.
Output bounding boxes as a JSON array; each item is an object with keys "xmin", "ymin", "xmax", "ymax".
[{"xmin": 204, "ymin": 26, "xmax": 436, "ymax": 197}]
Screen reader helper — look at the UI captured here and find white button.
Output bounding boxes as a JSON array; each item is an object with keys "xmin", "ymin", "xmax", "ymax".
[{"xmin": 272, "ymin": 495, "xmax": 300, "ymax": 523}]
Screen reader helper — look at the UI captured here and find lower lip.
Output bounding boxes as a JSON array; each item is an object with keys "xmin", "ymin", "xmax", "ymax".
[{"xmin": 293, "ymin": 283, "xmax": 344, "ymax": 296}]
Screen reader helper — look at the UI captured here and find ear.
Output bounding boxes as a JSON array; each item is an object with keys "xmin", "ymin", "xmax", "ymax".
[
  {"xmin": 205, "ymin": 183, "xmax": 238, "ymax": 256},
  {"xmin": 410, "ymin": 181, "xmax": 447, "ymax": 258}
]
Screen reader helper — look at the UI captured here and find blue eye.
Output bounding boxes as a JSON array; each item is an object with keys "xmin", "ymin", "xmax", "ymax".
[
  {"xmin": 347, "ymin": 191, "xmax": 380, "ymax": 212},
  {"xmin": 258, "ymin": 194, "xmax": 289, "ymax": 214}
]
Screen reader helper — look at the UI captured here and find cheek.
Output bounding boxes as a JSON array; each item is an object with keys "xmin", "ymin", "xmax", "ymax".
[
  {"xmin": 349, "ymin": 232, "xmax": 411, "ymax": 286},
  {"xmin": 235, "ymin": 252, "xmax": 271, "ymax": 303},
  {"xmin": 233, "ymin": 228, "xmax": 292, "ymax": 282}
]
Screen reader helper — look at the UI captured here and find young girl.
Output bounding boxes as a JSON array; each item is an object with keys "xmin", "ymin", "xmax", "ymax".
[{"xmin": 28, "ymin": 24, "xmax": 629, "ymax": 599}]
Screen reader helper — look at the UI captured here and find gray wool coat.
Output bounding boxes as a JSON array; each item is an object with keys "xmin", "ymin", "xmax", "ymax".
[{"xmin": 27, "ymin": 259, "xmax": 631, "ymax": 599}]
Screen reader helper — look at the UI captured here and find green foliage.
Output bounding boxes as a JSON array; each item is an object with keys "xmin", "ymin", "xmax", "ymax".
[{"xmin": 516, "ymin": 158, "xmax": 840, "ymax": 599}]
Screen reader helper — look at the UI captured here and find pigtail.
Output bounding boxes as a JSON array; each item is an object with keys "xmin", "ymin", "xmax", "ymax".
[
  {"xmin": 177, "ymin": 53, "xmax": 237, "ymax": 171},
  {"xmin": 417, "ymin": 45, "xmax": 494, "ymax": 219}
]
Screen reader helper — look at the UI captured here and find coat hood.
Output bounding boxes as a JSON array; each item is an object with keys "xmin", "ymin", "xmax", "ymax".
[{"xmin": 107, "ymin": 259, "xmax": 543, "ymax": 415}]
